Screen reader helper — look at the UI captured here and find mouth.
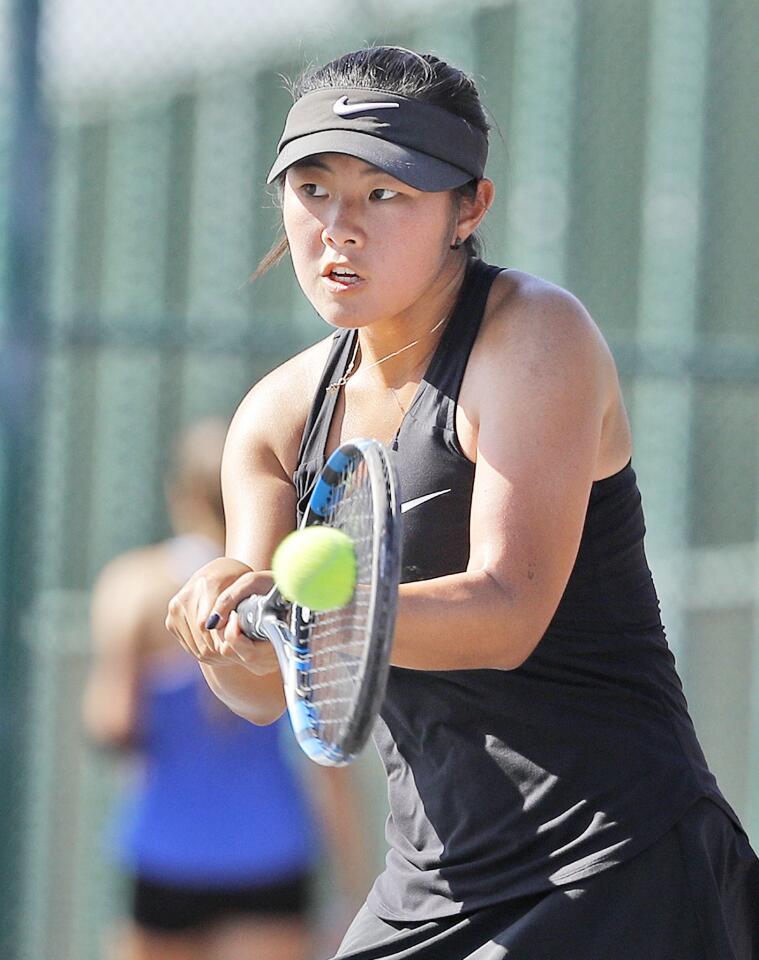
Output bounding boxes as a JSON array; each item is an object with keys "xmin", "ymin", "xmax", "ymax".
[{"xmin": 321, "ymin": 263, "xmax": 364, "ymax": 288}]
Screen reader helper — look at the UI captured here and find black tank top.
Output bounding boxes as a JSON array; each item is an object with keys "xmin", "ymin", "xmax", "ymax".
[{"xmin": 293, "ymin": 258, "xmax": 736, "ymax": 920}]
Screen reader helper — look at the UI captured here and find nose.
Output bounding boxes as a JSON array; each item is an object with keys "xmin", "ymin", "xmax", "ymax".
[{"xmin": 321, "ymin": 201, "xmax": 365, "ymax": 250}]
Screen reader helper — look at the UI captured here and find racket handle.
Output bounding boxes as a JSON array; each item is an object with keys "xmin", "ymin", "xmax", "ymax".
[
  {"xmin": 236, "ymin": 594, "xmax": 268, "ymax": 640},
  {"xmin": 236, "ymin": 587, "xmax": 290, "ymax": 641},
  {"xmin": 237, "ymin": 590, "xmax": 294, "ymax": 684}
]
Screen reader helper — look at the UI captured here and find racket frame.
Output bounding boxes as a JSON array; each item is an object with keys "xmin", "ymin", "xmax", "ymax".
[{"xmin": 237, "ymin": 438, "xmax": 401, "ymax": 766}]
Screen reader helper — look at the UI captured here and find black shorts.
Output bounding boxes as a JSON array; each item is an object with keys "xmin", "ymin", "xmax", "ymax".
[
  {"xmin": 130, "ymin": 871, "xmax": 312, "ymax": 933},
  {"xmin": 334, "ymin": 799, "xmax": 759, "ymax": 959}
]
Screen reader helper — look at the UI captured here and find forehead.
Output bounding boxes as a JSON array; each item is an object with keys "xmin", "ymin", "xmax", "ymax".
[{"xmin": 289, "ymin": 153, "xmax": 394, "ymax": 178}]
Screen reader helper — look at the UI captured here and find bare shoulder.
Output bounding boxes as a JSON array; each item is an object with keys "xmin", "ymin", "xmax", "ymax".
[
  {"xmin": 93, "ymin": 545, "xmax": 166, "ymax": 601},
  {"xmin": 457, "ymin": 269, "xmax": 627, "ymax": 472},
  {"xmin": 466, "ymin": 269, "xmax": 619, "ymax": 411},
  {"xmin": 483, "ymin": 269, "xmax": 615, "ymax": 365},
  {"xmin": 90, "ymin": 544, "xmax": 173, "ymax": 650},
  {"xmin": 227, "ymin": 334, "xmax": 335, "ymax": 479}
]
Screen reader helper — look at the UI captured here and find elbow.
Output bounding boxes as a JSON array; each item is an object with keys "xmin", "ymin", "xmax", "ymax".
[
  {"xmin": 498, "ymin": 640, "xmax": 539, "ymax": 671},
  {"xmin": 81, "ymin": 702, "xmax": 139, "ymax": 752},
  {"xmin": 481, "ymin": 571, "xmax": 549, "ymax": 671},
  {"xmin": 227, "ymin": 700, "xmax": 286, "ymax": 726},
  {"xmin": 87, "ymin": 727, "xmax": 139, "ymax": 752},
  {"xmin": 472, "ymin": 619, "xmax": 541, "ymax": 672},
  {"xmin": 489, "ymin": 635, "xmax": 536, "ymax": 671},
  {"xmin": 199, "ymin": 663, "xmax": 287, "ymax": 725},
  {"xmin": 499, "ymin": 611, "xmax": 551, "ymax": 670},
  {"xmin": 210, "ymin": 682, "xmax": 287, "ymax": 726}
]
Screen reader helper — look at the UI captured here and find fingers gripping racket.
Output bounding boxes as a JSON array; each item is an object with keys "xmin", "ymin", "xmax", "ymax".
[{"xmin": 237, "ymin": 438, "xmax": 401, "ymax": 766}]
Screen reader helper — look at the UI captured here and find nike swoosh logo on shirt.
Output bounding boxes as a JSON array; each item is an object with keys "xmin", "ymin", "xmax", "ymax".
[
  {"xmin": 332, "ymin": 96, "xmax": 400, "ymax": 117},
  {"xmin": 401, "ymin": 489, "xmax": 451, "ymax": 514}
]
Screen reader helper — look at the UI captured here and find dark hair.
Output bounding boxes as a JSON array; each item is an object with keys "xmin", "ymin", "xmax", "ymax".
[{"xmin": 253, "ymin": 46, "xmax": 490, "ymax": 279}]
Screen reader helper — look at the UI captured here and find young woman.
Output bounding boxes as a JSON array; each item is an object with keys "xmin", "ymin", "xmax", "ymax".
[
  {"xmin": 165, "ymin": 47, "xmax": 759, "ymax": 959},
  {"xmin": 85, "ymin": 419, "xmax": 368, "ymax": 960}
]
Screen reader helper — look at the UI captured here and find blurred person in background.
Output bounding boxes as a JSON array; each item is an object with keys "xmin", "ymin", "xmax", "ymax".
[{"xmin": 83, "ymin": 417, "xmax": 369, "ymax": 960}]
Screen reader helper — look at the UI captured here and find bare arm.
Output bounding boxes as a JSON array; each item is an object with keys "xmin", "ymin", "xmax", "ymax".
[
  {"xmin": 391, "ymin": 283, "xmax": 615, "ymax": 670},
  {"xmin": 167, "ymin": 342, "xmax": 330, "ymax": 724},
  {"xmin": 194, "ymin": 416, "xmax": 295, "ymax": 724},
  {"xmin": 82, "ymin": 551, "xmax": 154, "ymax": 748}
]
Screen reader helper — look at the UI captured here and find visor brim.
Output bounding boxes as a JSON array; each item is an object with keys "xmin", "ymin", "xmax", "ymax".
[{"xmin": 266, "ymin": 130, "xmax": 475, "ymax": 192}]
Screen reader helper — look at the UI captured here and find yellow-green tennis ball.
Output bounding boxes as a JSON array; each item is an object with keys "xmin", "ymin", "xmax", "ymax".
[{"xmin": 272, "ymin": 527, "xmax": 357, "ymax": 611}]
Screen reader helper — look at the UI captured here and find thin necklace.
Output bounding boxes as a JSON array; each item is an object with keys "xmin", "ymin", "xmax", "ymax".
[
  {"xmin": 390, "ymin": 386, "xmax": 408, "ymax": 416},
  {"xmin": 325, "ymin": 312, "xmax": 450, "ymax": 394},
  {"xmin": 388, "ymin": 336, "xmax": 443, "ymax": 416}
]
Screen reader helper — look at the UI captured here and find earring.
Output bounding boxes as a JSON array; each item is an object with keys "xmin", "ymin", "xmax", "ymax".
[{"xmin": 450, "ymin": 237, "xmax": 462, "ymax": 250}]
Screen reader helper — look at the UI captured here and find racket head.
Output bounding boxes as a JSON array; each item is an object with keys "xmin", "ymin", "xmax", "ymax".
[{"xmin": 286, "ymin": 438, "xmax": 401, "ymax": 766}]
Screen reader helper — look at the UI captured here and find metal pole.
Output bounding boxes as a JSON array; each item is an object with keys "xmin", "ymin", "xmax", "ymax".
[{"xmin": 1, "ymin": 1, "xmax": 46, "ymax": 956}]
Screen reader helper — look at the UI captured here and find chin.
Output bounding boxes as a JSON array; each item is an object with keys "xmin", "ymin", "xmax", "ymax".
[
  {"xmin": 314, "ymin": 300, "xmax": 380, "ymax": 331},
  {"xmin": 320, "ymin": 316, "xmax": 374, "ymax": 332}
]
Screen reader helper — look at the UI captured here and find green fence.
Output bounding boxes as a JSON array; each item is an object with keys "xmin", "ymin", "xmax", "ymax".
[{"xmin": 2, "ymin": 1, "xmax": 758, "ymax": 957}]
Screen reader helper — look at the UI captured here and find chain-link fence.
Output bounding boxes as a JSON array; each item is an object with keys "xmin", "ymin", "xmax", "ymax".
[{"xmin": 2, "ymin": 1, "xmax": 758, "ymax": 957}]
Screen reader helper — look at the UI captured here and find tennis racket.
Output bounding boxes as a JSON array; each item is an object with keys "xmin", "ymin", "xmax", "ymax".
[{"xmin": 237, "ymin": 438, "xmax": 401, "ymax": 766}]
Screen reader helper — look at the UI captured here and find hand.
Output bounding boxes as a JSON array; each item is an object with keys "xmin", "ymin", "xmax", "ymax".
[{"xmin": 165, "ymin": 558, "xmax": 280, "ymax": 677}]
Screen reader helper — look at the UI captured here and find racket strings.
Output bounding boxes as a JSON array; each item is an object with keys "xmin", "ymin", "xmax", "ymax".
[{"xmin": 305, "ymin": 458, "xmax": 376, "ymax": 738}]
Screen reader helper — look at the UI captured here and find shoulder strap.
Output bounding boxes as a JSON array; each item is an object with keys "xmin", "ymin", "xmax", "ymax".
[
  {"xmin": 423, "ymin": 258, "xmax": 504, "ymax": 404},
  {"xmin": 294, "ymin": 329, "xmax": 356, "ymax": 476}
]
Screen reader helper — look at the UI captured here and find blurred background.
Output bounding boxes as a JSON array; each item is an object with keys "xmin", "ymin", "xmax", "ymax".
[{"xmin": 1, "ymin": 0, "xmax": 758, "ymax": 957}]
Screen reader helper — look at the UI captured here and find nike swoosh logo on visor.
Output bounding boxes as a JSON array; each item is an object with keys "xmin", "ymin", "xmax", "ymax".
[
  {"xmin": 401, "ymin": 489, "xmax": 451, "ymax": 514},
  {"xmin": 332, "ymin": 96, "xmax": 401, "ymax": 117}
]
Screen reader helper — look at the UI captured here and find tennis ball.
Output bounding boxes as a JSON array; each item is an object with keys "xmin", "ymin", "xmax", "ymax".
[{"xmin": 272, "ymin": 526, "xmax": 357, "ymax": 611}]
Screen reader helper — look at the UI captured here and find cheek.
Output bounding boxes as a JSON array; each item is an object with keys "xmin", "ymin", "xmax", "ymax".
[
  {"xmin": 283, "ymin": 195, "xmax": 313, "ymax": 244},
  {"xmin": 283, "ymin": 201, "xmax": 322, "ymax": 277},
  {"xmin": 375, "ymin": 204, "xmax": 451, "ymax": 271}
]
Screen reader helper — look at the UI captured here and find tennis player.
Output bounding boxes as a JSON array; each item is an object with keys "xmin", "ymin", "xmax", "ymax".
[
  {"xmin": 165, "ymin": 47, "xmax": 759, "ymax": 958},
  {"xmin": 85, "ymin": 419, "xmax": 368, "ymax": 960}
]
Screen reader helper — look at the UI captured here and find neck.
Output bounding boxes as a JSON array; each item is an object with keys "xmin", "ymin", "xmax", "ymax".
[{"xmin": 355, "ymin": 255, "xmax": 467, "ymax": 388}]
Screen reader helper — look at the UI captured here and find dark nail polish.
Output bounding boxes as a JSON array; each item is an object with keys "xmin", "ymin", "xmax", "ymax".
[{"xmin": 205, "ymin": 612, "xmax": 220, "ymax": 630}]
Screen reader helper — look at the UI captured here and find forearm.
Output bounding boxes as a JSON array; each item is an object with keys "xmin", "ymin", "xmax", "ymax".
[
  {"xmin": 392, "ymin": 570, "xmax": 543, "ymax": 671},
  {"xmin": 310, "ymin": 767, "xmax": 374, "ymax": 903},
  {"xmin": 199, "ymin": 661, "xmax": 286, "ymax": 724}
]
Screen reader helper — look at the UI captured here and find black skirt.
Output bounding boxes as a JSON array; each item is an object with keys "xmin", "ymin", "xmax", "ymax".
[
  {"xmin": 334, "ymin": 799, "xmax": 759, "ymax": 960},
  {"xmin": 130, "ymin": 871, "xmax": 312, "ymax": 932}
]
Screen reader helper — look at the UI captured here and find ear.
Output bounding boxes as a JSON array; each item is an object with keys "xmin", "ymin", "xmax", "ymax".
[{"xmin": 454, "ymin": 179, "xmax": 495, "ymax": 245}]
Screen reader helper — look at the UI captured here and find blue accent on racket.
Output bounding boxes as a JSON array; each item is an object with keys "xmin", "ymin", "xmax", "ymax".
[{"xmin": 236, "ymin": 438, "xmax": 401, "ymax": 766}]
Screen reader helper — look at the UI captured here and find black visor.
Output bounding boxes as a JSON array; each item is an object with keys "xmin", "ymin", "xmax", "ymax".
[{"xmin": 267, "ymin": 88, "xmax": 488, "ymax": 191}]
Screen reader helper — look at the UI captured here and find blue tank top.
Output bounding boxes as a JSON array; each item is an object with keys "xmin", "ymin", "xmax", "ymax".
[
  {"xmin": 112, "ymin": 543, "xmax": 318, "ymax": 887},
  {"xmin": 293, "ymin": 258, "xmax": 739, "ymax": 919}
]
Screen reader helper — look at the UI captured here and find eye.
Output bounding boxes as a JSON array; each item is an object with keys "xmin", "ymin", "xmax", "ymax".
[
  {"xmin": 301, "ymin": 183, "xmax": 328, "ymax": 197},
  {"xmin": 370, "ymin": 188, "xmax": 398, "ymax": 201}
]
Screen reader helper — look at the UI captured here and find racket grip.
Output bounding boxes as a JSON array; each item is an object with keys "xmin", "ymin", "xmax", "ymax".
[{"xmin": 236, "ymin": 594, "xmax": 268, "ymax": 641}]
